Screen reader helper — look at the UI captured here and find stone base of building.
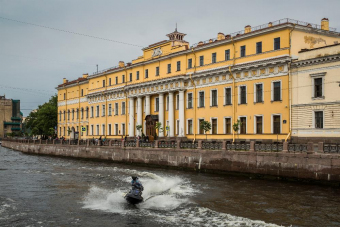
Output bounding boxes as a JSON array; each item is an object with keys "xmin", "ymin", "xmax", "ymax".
[{"xmin": 291, "ymin": 136, "xmax": 340, "ymax": 144}]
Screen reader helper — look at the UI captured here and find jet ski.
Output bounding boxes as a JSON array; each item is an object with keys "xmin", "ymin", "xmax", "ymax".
[{"xmin": 124, "ymin": 187, "xmax": 144, "ymax": 204}]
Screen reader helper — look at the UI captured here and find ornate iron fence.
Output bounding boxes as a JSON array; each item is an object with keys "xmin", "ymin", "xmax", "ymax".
[
  {"xmin": 54, "ymin": 139, "xmax": 61, "ymax": 144},
  {"xmin": 324, "ymin": 144, "xmax": 340, "ymax": 153},
  {"xmin": 70, "ymin": 140, "xmax": 78, "ymax": 145},
  {"xmin": 202, "ymin": 141, "xmax": 223, "ymax": 150},
  {"xmin": 140, "ymin": 141, "xmax": 155, "ymax": 148},
  {"xmin": 255, "ymin": 143, "xmax": 283, "ymax": 152},
  {"xmin": 288, "ymin": 144, "xmax": 307, "ymax": 152},
  {"xmin": 158, "ymin": 141, "xmax": 177, "ymax": 149},
  {"xmin": 227, "ymin": 143, "xmax": 250, "ymax": 151},
  {"xmin": 62, "ymin": 140, "xmax": 68, "ymax": 145},
  {"xmin": 102, "ymin": 140, "xmax": 110, "ymax": 146},
  {"xmin": 125, "ymin": 141, "xmax": 136, "ymax": 147},
  {"xmin": 79, "ymin": 140, "xmax": 87, "ymax": 145},
  {"xmin": 180, "ymin": 141, "xmax": 198, "ymax": 149},
  {"xmin": 111, "ymin": 140, "xmax": 121, "ymax": 147}
]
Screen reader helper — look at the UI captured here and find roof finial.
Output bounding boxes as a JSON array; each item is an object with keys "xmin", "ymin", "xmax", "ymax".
[{"xmin": 175, "ymin": 23, "xmax": 177, "ymax": 32}]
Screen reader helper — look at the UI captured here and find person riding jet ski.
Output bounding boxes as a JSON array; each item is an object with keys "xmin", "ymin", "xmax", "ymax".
[
  {"xmin": 124, "ymin": 176, "xmax": 144, "ymax": 204},
  {"xmin": 131, "ymin": 176, "xmax": 144, "ymax": 192}
]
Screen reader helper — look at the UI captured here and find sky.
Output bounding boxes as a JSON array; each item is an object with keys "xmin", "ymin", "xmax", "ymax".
[{"xmin": 1, "ymin": 0, "xmax": 340, "ymax": 116}]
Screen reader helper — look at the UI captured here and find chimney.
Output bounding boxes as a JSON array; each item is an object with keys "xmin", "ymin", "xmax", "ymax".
[
  {"xmin": 321, "ymin": 18, "xmax": 329, "ymax": 31},
  {"xmin": 268, "ymin": 22, "xmax": 273, "ymax": 27},
  {"xmin": 217, "ymin": 32, "xmax": 225, "ymax": 41},
  {"xmin": 244, "ymin": 25, "xmax": 251, "ymax": 34},
  {"xmin": 197, "ymin": 41, "xmax": 204, "ymax": 46},
  {"xmin": 82, "ymin": 73, "xmax": 88, "ymax": 78},
  {"xmin": 209, "ymin": 39, "xmax": 213, "ymax": 43},
  {"xmin": 63, "ymin": 78, "xmax": 67, "ymax": 83},
  {"xmin": 225, "ymin": 34, "xmax": 231, "ymax": 40},
  {"xmin": 119, "ymin": 61, "xmax": 125, "ymax": 67},
  {"xmin": 126, "ymin": 62, "xmax": 132, "ymax": 67}
]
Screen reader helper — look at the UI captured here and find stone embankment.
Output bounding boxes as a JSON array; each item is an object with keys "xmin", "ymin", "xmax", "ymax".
[{"xmin": 2, "ymin": 139, "xmax": 340, "ymax": 184}]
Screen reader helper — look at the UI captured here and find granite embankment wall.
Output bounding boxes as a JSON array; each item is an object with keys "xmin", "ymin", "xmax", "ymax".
[{"xmin": 3, "ymin": 140, "xmax": 340, "ymax": 183}]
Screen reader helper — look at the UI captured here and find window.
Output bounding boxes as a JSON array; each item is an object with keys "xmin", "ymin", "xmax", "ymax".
[
  {"xmin": 166, "ymin": 96, "xmax": 169, "ymax": 111},
  {"xmin": 91, "ymin": 106, "xmax": 94, "ymax": 117},
  {"xmin": 315, "ymin": 111, "xmax": 323, "ymax": 128},
  {"xmin": 225, "ymin": 87, "xmax": 232, "ymax": 105},
  {"xmin": 225, "ymin": 49, "xmax": 230, "ymax": 60},
  {"xmin": 64, "ymin": 93, "xmax": 66, "ymax": 100},
  {"xmin": 72, "ymin": 109, "xmax": 74, "ymax": 120},
  {"xmin": 96, "ymin": 125, "xmax": 99, "ymax": 135},
  {"xmin": 273, "ymin": 115, "xmax": 281, "ymax": 134},
  {"xmin": 255, "ymin": 84, "xmax": 263, "ymax": 102},
  {"xmin": 102, "ymin": 124, "xmax": 105, "ymax": 135},
  {"xmin": 176, "ymin": 95, "xmax": 179, "ymax": 110},
  {"xmin": 240, "ymin": 46, "xmax": 246, "ymax": 57},
  {"xmin": 211, "ymin": 90, "xmax": 217, "ymax": 106},
  {"xmin": 76, "ymin": 109, "xmax": 79, "ymax": 119},
  {"xmin": 188, "ymin": 120, "xmax": 193, "ymax": 134},
  {"xmin": 115, "ymin": 103, "xmax": 118, "ymax": 115},
  {"xmin": 212, "ymin": 119, "xmax": 217, "ymax": 134},
  {"xmin": 86, "ymin": 107, "xmax": 89, "ymax": 119},
  {"xmin": 199, "ymin": 56, "xmax": 204, "ymax": 66},
  {"xmin": 68, "ymin": 110, "xmax": 70, "ymax": 120},
  {"xmin": 81, "ymin": 108, "xmax": 84, "ymax": 119},
  {"xmin": 86, "ymin": 125, "xmax": 88, "ymax": 136},
  {"xmin": 136, "ymin": 71, "xmax": 140, "ymax": 80},
  {"xmin": 177, "ymin": 61, "xmax": 181, "ymax": 71},
  {"xmin": 212, "ymin": 53, "xmax": 216, "ymax": 63},
  {"xmin": 240, "ymin": 117, "xmax": 246, "ymax": 134},
  {"xmin": 96, "ymin": 106, "xmax": 99, "ymax": 117},
  {"xmin": 122, "ymin": 75, "xmax": 125, "ymax": 83},
  {"xmin": 274, "ymin": 37, "xmax": 280, "ymax": 50},
  {"xmin": 91, "ymin": 125, "xmax": 93, "ymax": 136},
  {"xmin": 108, "ymin": 124, "xmax": 112, "ymax": 135},
  {"xmin": 240, "ymin": 86, "xmax": 247, "ymax": 104},
  {"xmin": 145, "ymin": 69, "xmax": 148, "ymax": 78},
  {"xmin": 155, "ymin": 97, "xmax": 159, "ymax": 112},
  {"xmin": 188, "ymin": 59, "xmax": 192, "ymax": 69},
  {"xmin": 187, "ymin": 93, "xmax": 193, "ymax": 108},
  {"xmin": 63, "ymin": 111, "xmax": 65, "ymax": 120},
  {"xmin": 59, "ymin": 127, "xmax": 61, "ymax": 136},
  {"xmin": 273, "ymin": 81, "xmax": 281, "ymax": 101},
  {"xmin": 115, "ymin": 124, "xmax": 119, "ymax": 135},
  {"xmin": 176, "ymin": 120, "xmax": 179, "ymax": 135},
  {"xmin": 199, "ymin": 91, "xmax": 205, "ymax": 107},
  {"xmin": 256, "ymin": 42, "xmax": 262, "ymax": 54},
  {"xmin": 167, "ymin": 64, "xmax": 171, "ymax": 73},
  {"xmin": 199, "ymin": 119, "xmax": 204, "ymax": 134},
  {"xmin": 109, "ymin": 78, "xmax": 111, "ymax": 86},
  {"xmin": 225, "ymin": 118, "xmax": 231, "ymax": 134},
  {"xmin": 63, "ymin": 127, "xmax": 65, "ymax": 136},
  {"xmin": 129, "ymin": 73, "xmax": 132, "ymax": 82},
  {"xmin": 122, "ymin": 102, "xmax": 126, "ymax": 115},
  {"xmin": 156, "ymin": 66, "xmax": 159, "ymax": 76},
  {"xmin": 115, "ymin": 77, "xmax": 118, "ymax": 84},
  {"xmin": 103, "ymin": 80, "xmax": 105, "ymax": 87},
  {"xmin": 314, "ymin": 78, "xmax": 323, "ymax": 98},
  {"xmin": 102, "ymin": 105, "xmax": 105, "ymax": 116},
  {"xmin": 256, "ymin": 116, "xmax": 263, "ymax": 134},
  {"xmin": 81, "ymin": 89, "xmax": 84, "ymax": 96},
  {"xmin": 59, "ymin": 111, "xmax": 61, "ymax": 121},
  {"xmin": 108, "ymin": 104, "xmax": 112, "ymax": 116},
  {"xmin": 122, "ymin": 123, "xmax": 126, "ymax": 135}
]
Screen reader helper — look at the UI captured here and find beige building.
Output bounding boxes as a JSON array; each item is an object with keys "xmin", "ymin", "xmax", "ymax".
[
  {"xmin": 291, "ymin": 43, "xmax": 340, "ymax": 142},
  {"xmin": 0, "ymin": 96, "xmax": 22, "ymax": 138}
]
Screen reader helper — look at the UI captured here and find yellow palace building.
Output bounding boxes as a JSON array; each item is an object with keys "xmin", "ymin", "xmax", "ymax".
[{"xmin": 57, "ymin": 18, "xmax": 340, "ymax": 142}]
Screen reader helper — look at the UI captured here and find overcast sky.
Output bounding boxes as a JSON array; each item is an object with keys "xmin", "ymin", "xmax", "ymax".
[{"xmin": 1, "ymin": 0, "xmax": 340, "ymax": 116}]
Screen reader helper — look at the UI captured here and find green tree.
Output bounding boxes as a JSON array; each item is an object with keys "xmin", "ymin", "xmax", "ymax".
[
  {"xmin": 200, "ymin": 120, "xmax": 211, "ymax": 140},
  {"xmin": 155, "ymin": 122, "xmax": 163, "ymax": 138},
  {"xmin": 136, "ymin": 125, "xmax": 142, "ymax": 135},
  {"xmin": 233, "ymin": 119, "xmax": 241, "ymax": 141},
  {"xmin": 25, "ymin": 95, "xmax": 58, "ymax": 139}
]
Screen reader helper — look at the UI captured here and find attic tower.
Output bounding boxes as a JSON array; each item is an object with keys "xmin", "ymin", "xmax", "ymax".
[{"xmin": 166, "ymin": 27, "xmax": 188, "ymax": 47}]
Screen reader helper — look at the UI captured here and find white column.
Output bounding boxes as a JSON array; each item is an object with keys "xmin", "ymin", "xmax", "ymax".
[
  {"xmin": 159, "ymin": 93, "xmax": 164, "ymax": 137},
  {"xmin": 169, "ymin": 92, "xmax": 174, "ymax": 137},
  {"xmin": 179, "ymin": 90, "xmax": 185, "ymax": 137},
  {"xmin": 129, "ymin": 97, "xmax": 135, "ymax": 137},
  {"xmin": 137, "ymin": 96, "xmax": 142, "ymax": 136},
  {"xmin": 144, "ymin": 95, "xmax": 150, "ymax": 135}
]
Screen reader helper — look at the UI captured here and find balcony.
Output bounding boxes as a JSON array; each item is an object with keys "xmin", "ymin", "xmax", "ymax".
[
  {"xmin": 4, "ymin": 122, "xmax": 20, "ymax": 126},
  {"xmin": 11, "ymin": 117, "xmax": 21, "ymax": 121},
  {"xmin": 11, "ymin": 127, "xmax": 21, "ymax": 131}
]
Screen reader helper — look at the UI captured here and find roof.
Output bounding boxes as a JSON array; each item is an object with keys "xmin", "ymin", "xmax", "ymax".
[
  {"xmin": 58, "ymin": 77, "xmax": 88, "ymax": 87},
  {"xmin": 298, "ymin": 42, "xmax": 340, "ymax": 53}
]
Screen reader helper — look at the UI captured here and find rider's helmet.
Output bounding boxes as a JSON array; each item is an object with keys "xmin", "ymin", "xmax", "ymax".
[{"xmin": 131, "ymin": 176, "xmax": 138, "ymax": 181}]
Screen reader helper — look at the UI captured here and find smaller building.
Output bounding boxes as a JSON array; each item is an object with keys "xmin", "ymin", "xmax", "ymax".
[
  {"xmin": 291, "ymin": 43, "xmax": 340, "ymax": 142},
  {"xmin": 0, "ymin": 95, "xmax": 22, "ymax": 138}
]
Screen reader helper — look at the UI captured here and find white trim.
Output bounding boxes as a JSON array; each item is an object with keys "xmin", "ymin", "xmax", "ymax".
[
  {"xmin": 223, "ymin": 117, "xmax": 232, "ymax": 134},
  {"xmin": 186, "ymin": 118, "xmax": 193, "ymax": 135},
  {"xmin": 187, "ymin": 92, "xmax": 193, "ymax": 109},
  {"xmin": 238, "ymin": 85, "xmax": 247, "ymax": 104},
  {"xmin": 210, "ymin": 89, "xmax": 218, "ymax": 107},
  {"xmin": 310, "ymin": 73, "xmax": 326, "ymax": 98},
  {"xmin": 271, "ymin": 114, "xmax": 282, "ymax": 134},
  {"xmin": 271, "ymin": 80, "xmax": 282, "ymax": 101},
  {"xmin": 253, "ymin": 115, "xmax": 264, "ymax": 134},
  {"xmin": 224, "ymin": 87, "xmax": 232, "ymax": 105},
  {"xmin": 313, "ymin": 110, "xmax": 324, "ymax": 129},
  {"xmin": 198, "ymin": 90, "xmax": 205, "ymax": 107},
  {"xmin": 253, "ymin": 82, "xmax": 264, "ymax": 103},
  {"xmin": 197, "ymin": 118, "xmax": 204, "ymax": 134},
  {"xmin": 210, "ymin": 117, "xmax": 218, "ymax": 134},
  {"xmin": 238, "ymin": 116, "xmax": 247, "ymax": 134}
]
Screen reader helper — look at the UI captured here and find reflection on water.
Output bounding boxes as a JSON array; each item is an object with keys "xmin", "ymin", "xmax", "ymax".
[{"xmin": 0, "ymin": 146, "xmax": 339, "ymax": 227}]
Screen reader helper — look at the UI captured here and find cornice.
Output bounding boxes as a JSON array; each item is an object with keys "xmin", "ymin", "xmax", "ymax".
[
  {"xmin": 292, "ymin": 54, "xmax": 340, "ymax": 68},
  {"xmin": 56, "ymin": 80, "xmax": 88, "ymax": 90}
]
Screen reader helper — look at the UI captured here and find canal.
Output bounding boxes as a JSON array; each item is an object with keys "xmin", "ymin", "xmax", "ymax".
[{"xmin": 0, "ymin": 146, "xmax": 339, "ymax": 227}]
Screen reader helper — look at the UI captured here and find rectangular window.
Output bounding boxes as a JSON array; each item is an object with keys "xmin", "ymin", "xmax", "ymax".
[
  {"xmin": 115, "ymin": 124, "xmax": 118, "ymax": 135},
  {"xmin": 64, "ymin": 93, "xmax": 66, "ymax": 100},
  {"xmin": 136, "ymin": 71, "xmax": 140, "ymax": 80},
  {"xmin": 225, "ymin": 118, "xmax": 231, "ymax": 134},
  {"xmin": 199, "ymin": 91, "xmax": 204, "ymax": 107},
  {"xmin": 314, "ymin": 78, "xmax": 323, "ymax": 98},
  {"xmin": 63, "ymin": 111, "xmax": 65, "ymax": 120},
  {"xmin": 115, "ymin": 103, "xmax": 118, "ymax": 115},
  {"xmin": 212, "ymin": 119, "xmax": 217, "ymax": 134},
  {"xmin": 199, "ymin": 56, "xmax": 204, "ymax": 66},
  {"xmin": 81, "ymin": 89, "xmax": 84, "ymax": 96},
  {"xmin": 274, "ymin": 37, "xmax": 281, "ymax": 50},
  {"xmin": 155, "ymin": 97, "xmax": 159, "ymax": 112},
  {"xmin": 156, "ymin": 66, "xmax": 159, "ymax": 76},
  {"xmin": 225, "ymin": 49, "xmax": 230, "ymax": 60},
  {"xmin": 188, "ymin": 120, "xmax": 193, "ymax": 134},
  {"xmin": 240, "ymin": 117, "xmax": 246, "ymax": 134},
  {"xmin": 109, "ymin": 78, "xmax": 111, "ymax": 86},
  {"xmin": 256, "ymin": 84, "xmax": 263, "ymax": 102},
  {"xmin": 86, "ymin": 108, "xmax": 88, "ymax": 119},
  {"xmin": 176, "ymin": 120, "xmax": 179, "ymax": 135},
  {"xmin": 167, "ymin": 64, "xmax": 171, "ymax": 73},
  {"xmin": 86, "ymin": 125, "xmax": 88, "ymax": 136},
  {"xmin": 59, "ymin": 112, "xmax": 61, "ymax": 121},
  {"xmin": 103, "ymin": 80, "xmax": 105, "ymax": 87},
  {"xmin": 129, "ymin": 73, "xmax": 132, "ymax": 82},
  {"xmin": 108, "ymin": 124, "xmax": 112, "ymax": 135},
  {"xmin": 72, "ymin": 110, "xmax": 74, "ymax": 120},
  {"xmin": 240, "ymin": 86, "xmax": 247, "ymax": 104},
  {"xmin": 177, "ymin": 61, "xmax": 181, "ymax": 71},
  {"xmin": 212, "ymin": 53, "xmax": 216, "ymax": 63},
  {"xmin": 96, "ymin": 106, "xmax": 99, "ymax": 117},
  {"xmin": 199, "ymin": 119, "xmax": 204, "ymax": 134},
  {"xmin": 91, "ymin": 125, "xmax": 93, "ymax": 136},
  {"xmin": 145, "ymin": 69, "xmax": 148, "ymax": 78},
  {"xmin": 225, "ymin": 88, "xmax": 231, "ymax": 105},
  {"xmin": 240, "ymin": 46, "xmax": 246, "ymax": 57},
  {"xmin": 315, "ymin": 111, "xmax": 323, "ymax": 128},
  {"xmin": 122, "ymin": 123, "xmax": 126, "ymax": 135},
  {"xmin": 115, "ymin": 77, "xmax": 118, "ymax": 84},
  {"xmin": 91, "ymin": 107, "xmax": 94, "ymax": 117},
  {"xmin": 102, "ymin": 105, "xmax": 105, "ymax": 116},
  {"xmin": 176, "ymin": 95, "xmax": 179, "ymax": 110},
  {"xmin": 211, "ymin": 90, "xmax": 217, "ymax": 106},
  {"xmin": 68, "ymin": 111, "xmax": 70, "ymax": 120},
  {"xmin": 96, "ymin": 125, "xmax": 99, "ymax": 136},
  {"xmin": 273, "ymin": 115, "xmax": 280, "ymax": 134},
  {"xmin": 59, "ymin": 127, "xmax": 61, "ymax": 136},
  {"xmin": 108, "ymin": 104, "xmax": 112, "ymax": 116},
  {"xmin": 256, "ymin": 116, "xmax": 263, "ymax": 134},
  {"xmin": 187, "ymin": 93, "xmax": 193, "ymax": 108},
  {"xmin": 122, "ymin": 102, "xmax": 126, "ymax": 115},
  {"xmin": 188, "ymin": 59, "xmax": 192, "ymax": 69},
  {"xmin": 102, "ymin": 124, "xmax": 105, "ymax": 135},
  {"xmin": 256, "ymin": 42, "xmax": 262, "ymax": 54},
  {"xmin": 122, "ymin": 75, "xmax": 125, "ymax": 83},
  {"xmin": 273, "ymin": 82, "xmax": 281, "ymax": 101}
]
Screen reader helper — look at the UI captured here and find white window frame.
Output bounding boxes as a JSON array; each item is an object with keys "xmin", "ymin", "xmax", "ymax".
[
  {"xmin": 254, "ymin": 82, "xmax": 264, "ymax": 103},
  {"xmin": 253, "ymin": 115, "xmax": 264, "ymax": 134},
  {"xmin": 108, "ymin": 104, "xmax": 112, "ymax": 116},
  {"xmin": 271, "ymin": 80, "xmax": 282, "ymax": 101},
  {"xmin": 115, "ymin": 103, "xmax": 119, "ymax": 115},
  {"xmin": 186, "ymin": 118, "xmax": 193, "ymax": 135},
  {"xmin": 210, "ymin": 117, "xmax": 218, "ymax": 134},
  {"xmin": 96, "ymin": 105, "xmax": 99, "ymax": 117},
  {"xmin": 121, "ymin": 123, "xmax": 126, "ymax": 135},
  {"xmin": 114, "ymin": 123, "xmax": 119, "ymax": 135},
  {"xmin": 122, "ymin": 102, "xmax": 126, "ymax": 115},
  {"xmin": 224, "ymin": 117, "xmax": 232, "ymax": 134},
  {"xmin": 210, "ymin": 89, "xmax": 218, "ymax": 107},
  {"xmin": 313, "ymin": 110, "xmax": 324, "ymax": 129},
  {"xmin": 198, "ymin": 90, "xmax": 205, "ymax": 108},
  {"xmin": 224, "ymin": 87, "xmax": 232, "ymax": 105},
  {"xmin": 91, "ymin": 106, "xmax": 94, "ymax": 118},
  {"xmin": 238, "ymin": 85, "xmax": 247, "ymax": 104},
  {"xmin": 102, "ymin": 104, "xmax": 105, "ymax": 116},
  {"xmin": 238, "ymin": 116, "xmax": 247, "ymax": 134},
  {"xmin": 310, "ymin": 72, "xmax": 326, "ymax": 99},
  {"xmin": 108, "ymin": 124, "xmax": 112, "ymax": 135},
  {"xmin": 187, "ymin": 92, "xmax": 193, "ymax": 109},
  {"xmin": 271, "ymin": 114, "xmax": 282, "ymax": 134},
  {"xmin": 197, "ymin": 118, "xmax": 205, "ymax": 134}
]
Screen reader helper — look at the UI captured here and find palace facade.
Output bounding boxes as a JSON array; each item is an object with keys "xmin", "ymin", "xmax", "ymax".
[{"xmin": 57, "ymin": 18, "xmax": 340, "ymax": 142}]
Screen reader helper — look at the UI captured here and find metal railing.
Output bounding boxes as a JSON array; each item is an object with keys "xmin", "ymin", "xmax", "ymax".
[
  {"xmin": 324, "ymin": 144, "xmax": 340, "ymax": 153},
  {"xmin": 125, "ymin": 141, "xmax": 136, "ymax": 147},
  {"xmin": 158, "ymin": 140, "xmax": 177, "ymax": 149},
  {"xmin": 255, "ymin": 143, "xmax": 283, "ymax": 152},
  {"xmin": 288, "ymin": 144, "xmax": 308, "ymax": 152},
  {"xmin": 202, "ymin": 141, "xmax": 223, "ymax": 150},
  {"xmin": 140, "ymin": 141, "xmax": 155, "ymax": 148},
  {"xmin": 180, "ymin": 141, "xmax": 198, "ymax": 149},
  {"xmin": 227, "ymin": 143, "xmax": 250, "ymax": 151}
]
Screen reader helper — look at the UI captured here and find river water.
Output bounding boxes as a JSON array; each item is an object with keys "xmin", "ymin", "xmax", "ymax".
[{"xmin": 0, "ymin": 146, "xmax": 339, "ymax": 227}]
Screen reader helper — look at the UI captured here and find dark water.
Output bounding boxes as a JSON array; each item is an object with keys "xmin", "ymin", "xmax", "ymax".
[{"xmin": 0, "ymin": 146, "xmax": 340, "ymax": 227}]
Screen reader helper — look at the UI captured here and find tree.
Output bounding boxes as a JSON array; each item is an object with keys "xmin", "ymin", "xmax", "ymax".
[
  {"xmin": 136, "ymin": 125, "xmax": 142, "ymax": 136},
  {"xmin": 233, "ymin": 119, "xmax": 241, "ymax": 141},
  {"xmin": 200, "ymin": 120, "xmax": 211, "ymax": 140},
  {"xmin": 155, "ymin": 122, "xmax": 163, "ymax": 138},
  {"xmin": 25, "ymin": 95, "xmax": 58, "ymax": 139}
]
